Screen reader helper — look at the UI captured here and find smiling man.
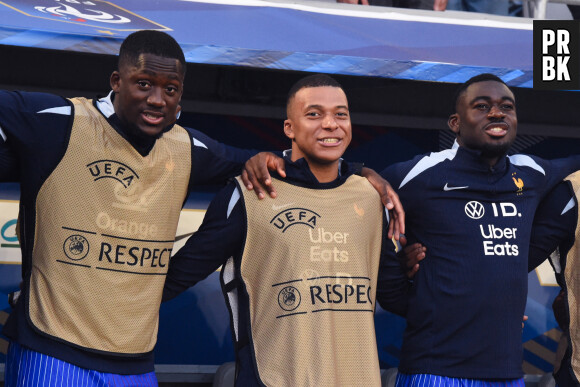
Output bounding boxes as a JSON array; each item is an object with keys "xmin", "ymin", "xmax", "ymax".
[
  {"xmin": 0, "ymin": 30, "xmax": 266, "ymax": 386},
  {"xmin": 381, "ymin": 74, "xmax": 580, "ymax": 386},
  {"xmin": 162, "ymin": 74, "xmax": 408, "ymax": 387}
]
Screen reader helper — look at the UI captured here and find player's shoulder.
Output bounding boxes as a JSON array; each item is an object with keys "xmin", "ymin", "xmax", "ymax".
[
  {"xmin": 381, "ymin": 148, "xmax": 458, "ymax": 188},
  {"xmin": 508, "ymin": 153, "xmax": 546, "ymax": 171},
  {"xmin": 0, "ymin": 90, "xmax": 69, "ymax": 112},
  {"xmin": 507, "ymin": 152, "xmax": 574, "ymax": 178}
]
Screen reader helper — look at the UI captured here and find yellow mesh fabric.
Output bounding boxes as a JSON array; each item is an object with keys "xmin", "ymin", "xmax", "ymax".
[
  {"xmin": 565, "ymin": 172, "xmax": 580, "ymax": 379},
  {"xmin": 237, "ymin": 175, "xmax": 383, "ymax": 387},
  {"xmin": 29, "ymin": 98, "xmax": 191, "ymax": 354}
]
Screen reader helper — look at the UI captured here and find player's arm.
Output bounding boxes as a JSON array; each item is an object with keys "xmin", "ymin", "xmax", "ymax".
[
  {"xmin": 162, "ymin": 182, "xmax": 245, "ymax": 301},
  {"xmin": 538, "ymin": 155, "xmax": 580, "ymax": 197},
  {"xmin": 0, "ymin": 91, "xmax": 72, "ymax": 181},
  {"xmin": 361, "ymin": 167, "xmax": 405, "ymax": 240},
  {"xmin": 185, "ymin": 128, "xmax": 287, "ymax": 201},
  {"xmin": 401, "ymin": 236, "xmax": 426, "ymax": 279},
  {"xmin": 529, "ymin": 180, "xmax": 577, "ymax": 272},
  {"xmin": 240, "ymin": 151, "xmax": 286, "ymax": 199},
  {"xmin": 0, "ymin": 140, "xmax": 19, "ymax": 181},
  {"xmin": 186, "ymin": 127, "xmax": 260, "ymax": 186},
  {"xmin": 375, "ymin": 211, "xmax": 412, "ymax": 316}
]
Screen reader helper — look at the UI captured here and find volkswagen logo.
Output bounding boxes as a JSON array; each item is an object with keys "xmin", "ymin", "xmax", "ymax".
[{"xmin": 465, "ymin": 201, "xmax": 485, "ymax": 219}]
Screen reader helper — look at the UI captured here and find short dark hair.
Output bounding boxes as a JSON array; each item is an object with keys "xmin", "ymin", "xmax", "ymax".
[
  {"xmin": 118, "ymin": 30, "xmax": 186, "ymax": 75},
  {"xmin": 453, "ymin": 73, "xmax": 509, "ymax": 110},
  {"xmin": 286, "ymin": 74, "xmax": 344, "ymax": 113}
]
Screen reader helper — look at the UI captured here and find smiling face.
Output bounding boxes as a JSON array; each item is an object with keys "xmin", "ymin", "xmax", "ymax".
[
  {"xmin": 448, "ymin": 80, "xmax": 517, "ymax": 166},
  {"xmin": 111, "ymin": 53, "xmax": 184, "ymax": 139},
  {"xmin": 284, "ymin": 86, "xmax": 351, "ymax": 182}
]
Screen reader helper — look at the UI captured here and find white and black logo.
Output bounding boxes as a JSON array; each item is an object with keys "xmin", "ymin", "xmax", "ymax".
[
  {"xmin": 63, "ymin": 234, "xmax": 89, "ymax": 261},
  {"xmin": 278, "ymin": 286, "xmax": 301, "ymax": 311},
  {"xmin": 465, "ymin": 201, "xmax": 485, "ymax": 219},
  {"xmin": 533, "ymin": 20, "xmax": 580, "ymax": 90}
]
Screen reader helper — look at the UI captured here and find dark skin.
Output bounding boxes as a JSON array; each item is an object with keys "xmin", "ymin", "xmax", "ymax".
[
  {"xmin": 448, "ymin": 80, "xmax": 517, "ymax": 167},
  {"xmin": 242, "ymin": 87, "xmax": 405, "ymax": 239},
  {"xmin": 283, "ymin": 86, "xmax": 351, "ymax": 182},
  {"xmin": 108, "ymin": 53, "xmax": 295, "ymax": 204},
  {"xmin": 111, "ymin": 53, "xmax": 184, "ymax": 139},
  {"xmin": 110, "ymin": 54, "xmax": 405, "ymax": 236}
]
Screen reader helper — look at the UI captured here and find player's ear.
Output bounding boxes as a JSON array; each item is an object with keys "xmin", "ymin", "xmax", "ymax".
[
  {"xmin": 448, "ymin": 113, "xmax": 459, "ymax": 134},
  {"xmin": 284, "ymin": 119, "xmax": 295, "ymax": 140},
  {"xmin": 110, "ymin": 71, "xmax": 121, "ymax": 93}
]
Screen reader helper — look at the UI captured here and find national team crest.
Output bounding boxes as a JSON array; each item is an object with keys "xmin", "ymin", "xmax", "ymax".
[
  {"xmin": 512, "ymin": 172, "xmax": 524, "ymax": 195},
  {"xmin": 0, "ymin": 0, "xmax": 170, "ymax": 31}
]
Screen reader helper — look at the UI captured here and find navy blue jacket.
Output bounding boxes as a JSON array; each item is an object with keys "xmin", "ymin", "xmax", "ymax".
[{"xmin": 381, "ymin": 143, "xmax": 580, "ymax": 379}]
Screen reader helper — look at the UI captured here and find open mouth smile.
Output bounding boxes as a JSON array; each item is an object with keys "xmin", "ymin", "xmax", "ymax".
[
  {"xmin": 142, "ymin": 111, "xmax": 164, "ymax": 125},
  {"xmin": 319, "ymin": 138, "xmax": 342, "ymax": 145},
  {"xmin": 484, "ymin": 123, "xmax": 508, "ymax": 137}
]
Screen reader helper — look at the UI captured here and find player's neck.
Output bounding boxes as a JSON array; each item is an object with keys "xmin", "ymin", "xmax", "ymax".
[{"xmin": 307, "ymin": 161, "xmax": 340, "ymax": 183}]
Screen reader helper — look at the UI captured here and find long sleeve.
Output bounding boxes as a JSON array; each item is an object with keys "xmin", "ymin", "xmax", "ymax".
[
  {"xmin": 163, "ymin": 182, "xmax": 245, "ymax": 301},
  {"xmin": 0, "ymin": 142, "xmax": 19, "ymax": 181},
  {"xmin": 186, "ymin": 127, "xmax": 261, "ymax": 187},
  {"xmin": 0, "ymin": 91, "xmax": 72, "ymax": 189},
  {"xmin": 376, "ymin": 211, "xmax": 411, "ymax": 317},
  {"xmin": 528, "ymin": 181, "xmax": 577, "ymax": 273}
]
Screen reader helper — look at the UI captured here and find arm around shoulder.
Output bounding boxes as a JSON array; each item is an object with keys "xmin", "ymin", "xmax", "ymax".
[
  {"xmin": 162, "ymin": 182, "xmax": 246, "ymax": 301},
  {"xmin": 186, "ymin": 126, "xmax": 260, "ymax": 186}
]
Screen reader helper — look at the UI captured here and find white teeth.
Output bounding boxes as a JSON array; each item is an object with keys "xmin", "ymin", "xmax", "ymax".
[
  {"xmin": 320, "ymin": 138, "xmax": 339, "ymax": 143},
  {"xmin": 488, "ymin": 127, "xmax": 505, "ymax": 132}
]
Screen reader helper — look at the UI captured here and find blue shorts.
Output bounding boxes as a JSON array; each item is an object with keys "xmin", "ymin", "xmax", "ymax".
[
  {"xmin": 395, "ymin": 372, "xmax": 525, "ymax": 387},
  {"xmin": 5, "ymin": 341, "xmax": 158, "ymax": 387}
]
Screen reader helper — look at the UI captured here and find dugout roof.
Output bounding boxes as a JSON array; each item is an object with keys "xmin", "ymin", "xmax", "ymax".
[{"xmin": 0, "ymin": 0, "xmax": 577, "ymax": 137}]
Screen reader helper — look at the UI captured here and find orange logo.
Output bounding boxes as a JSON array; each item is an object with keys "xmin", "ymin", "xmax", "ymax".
[{"xmin": 512, "ymin": 172, "xmax": 524, "ymax": 195}]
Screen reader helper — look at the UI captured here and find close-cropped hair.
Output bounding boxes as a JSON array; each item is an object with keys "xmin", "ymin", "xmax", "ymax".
[
  {"xmin": 453, "ymin": 73, "xmax": 509, "ymax": 111},
  {"xmin": 118, "ymin": 30, "xmax": 186, "ymax": 75},
  {"xmin": 286, "ymin": 74, "xmax": 344, "ymax": 111}
]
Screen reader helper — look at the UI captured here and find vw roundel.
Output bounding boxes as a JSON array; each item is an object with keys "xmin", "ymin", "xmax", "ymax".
[{"xmin": 465, "ymin": 201, "xmax": 485, "ymax": 220}]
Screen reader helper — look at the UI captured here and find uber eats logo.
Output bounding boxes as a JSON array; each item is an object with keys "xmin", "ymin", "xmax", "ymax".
[
  {"xmin": 465, "ymin": 201, "xmax": 521, "ymax": 257},
  {"xmin": 533, "ymin": 20, "xmax": 580, "ymax": 90}
]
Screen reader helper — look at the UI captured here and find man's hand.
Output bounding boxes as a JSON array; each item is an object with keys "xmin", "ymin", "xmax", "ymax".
[
  {"xmin": 241, "ymin": 152, "xmax": 286, "ymax": 199},
  {"xmin": 361, "ymin": 167, "xmax": 405, "ymax": 240},
  {"xmin": 401, "ymin": 236, "xmax": 426, "ymax": 279}
]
